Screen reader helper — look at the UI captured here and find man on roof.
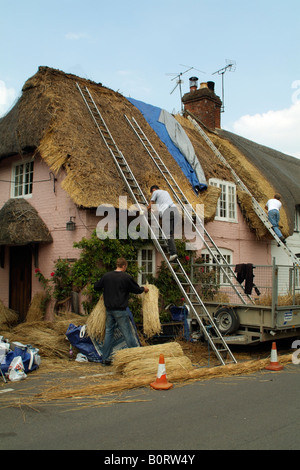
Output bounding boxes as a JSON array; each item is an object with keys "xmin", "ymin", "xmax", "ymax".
[
  {"xmin": 147, "ymin": 185, "xmax": 179, "ymax": 262},
  {"xmin": 265, "ymin": 194, "xmax": 286, "ymax": 244}
]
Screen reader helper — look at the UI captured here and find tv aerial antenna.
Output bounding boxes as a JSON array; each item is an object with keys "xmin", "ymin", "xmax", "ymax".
[
  {"xmin": 213, "ymin": 59, "xmax": 236, "ymax": 112},
  {"xmin": 166, "ymin": 64, "xmax": 205, "ymax": 112}
]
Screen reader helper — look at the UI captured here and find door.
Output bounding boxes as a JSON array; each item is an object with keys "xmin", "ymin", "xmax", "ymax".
[{"xmin": 9, "ymin": 245, "xmax": 32, "ymax": 321}]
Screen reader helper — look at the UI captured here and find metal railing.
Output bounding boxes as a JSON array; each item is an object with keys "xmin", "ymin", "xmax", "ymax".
[{"xmin": 189, "ymin": 259, "xmax": 300, "ymax": 308}]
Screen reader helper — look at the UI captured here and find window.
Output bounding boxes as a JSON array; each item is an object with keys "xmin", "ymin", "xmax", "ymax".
[
  {"xmin": 209, "ymin": 178, "xmax": 237, "ymax": 222},
  {"xmin": 12, "ymin": 160, "xmax": 34, "ymax": 198},
  {"xmin": 200, "ymin": 248, "xmax": 233, "ymax": 285},
  {"xmin": 137, "ymin": 246, "xmax": 156, "ymax": 285}
]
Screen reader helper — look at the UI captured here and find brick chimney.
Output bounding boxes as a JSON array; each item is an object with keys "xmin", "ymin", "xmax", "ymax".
[{"xmin": 182, "ymin": 78, "xmax": 222, "ymax": 129}]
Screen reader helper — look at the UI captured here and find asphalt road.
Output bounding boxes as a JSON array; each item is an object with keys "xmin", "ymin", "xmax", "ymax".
[{"xmin": 0, "ymin": 362, "xmax": 299, "ymax": 452}]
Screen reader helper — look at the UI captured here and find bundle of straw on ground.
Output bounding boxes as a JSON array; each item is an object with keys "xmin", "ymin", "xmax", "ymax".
[
  {"xmin": 86, "ymin": 295, "xmax": 106, "ymax": 341},
  {"xmin": 122, "ymin": 356, "xmax": 194, "ymax": 377},
  {"xmin": 141, "ymin": 283, "xmax": 161, "ymax": 337},
  {"xmin": 25, "ymin": 292, "xmax": 46, "ymax": 323},
  {"xmin": 0, "ymin": 299, "xmax": 18, "ymax": 329},
  {"xmin": 113, "ymin": 341, "xmax": 185, "ymax": 372}
]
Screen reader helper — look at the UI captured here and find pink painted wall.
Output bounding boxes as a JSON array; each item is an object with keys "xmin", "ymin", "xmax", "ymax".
[
  {"xmin": 204, "ymin": 206, "xmax": 271, "ymax": 265},
  {"xmin": 0, "ymin": 154, "xmax": 97, "ymax": 314}
]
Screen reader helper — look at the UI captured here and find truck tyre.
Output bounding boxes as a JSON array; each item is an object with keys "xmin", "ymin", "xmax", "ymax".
[{"xmin": 214, "ymin": 307, "xmax": 240, "ymax": 335}]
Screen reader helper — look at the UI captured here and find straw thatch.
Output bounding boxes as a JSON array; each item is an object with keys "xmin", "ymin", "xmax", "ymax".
[
  {"xmin": 113, "ymin": 341, "xmax": 185, "ymax": 371},
  {"xmin": 3, "ymin": 313, "xmax": 86, "ymax": 358},
  {"xmin": 215, "ymin": 128, "xmax": 300, "ymax": 235},
  {"xmin": 0, "ymin": 66, "xmax": 200, "ymax": 211},
  {"xmin": 122, "ymin": 355, "xmax": 194, "ymax": 377},
  {"xmin": 0, "ymin": 299, "xmax": 18, "ymax": 328},
  {"xmin": 141, "ymin": 283, "xmax": 161, "ymax": 337},
  {"xmin": 0, "ymin": 198, "xmax": 52, "ymax": 245},
  {"xmin": 86, "ymin": 296, "xmax": 106, "ymax": 341},
  {"xmin": 25, "ymin": 292, "xmax": 47, "ymax": 323},
  {"xmin": 0, "ymin": 66, "xmax": 298, "ymax": 237}
]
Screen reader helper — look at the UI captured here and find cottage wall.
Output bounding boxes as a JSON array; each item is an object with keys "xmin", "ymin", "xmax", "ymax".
[
  {"xmin": 0, "ymin": 154, "xmax": 98, "ymax": 315},
  {"xmin": 204, "ymin": 205, "xmax": 271, "ymax": 265}
]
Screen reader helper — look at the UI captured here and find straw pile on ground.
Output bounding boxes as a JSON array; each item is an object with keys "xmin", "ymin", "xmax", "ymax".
[
  {"xmin": 0, "ymin": 299, "xmax": 18, "ymax": 329},
  {"xmin": 113, "ymin": 341, "xmax": 193, "ymax": 378},
  {"xmin": 3, "ymin": 353, "xmax": 291, "ymax": 408},
  {"xmin": 3, "ymin": 313, "xmax": 86, "ymax": 358},
  {"xmin": 141, "ymin": 284, "xmax": 161, "ymax": 337}
]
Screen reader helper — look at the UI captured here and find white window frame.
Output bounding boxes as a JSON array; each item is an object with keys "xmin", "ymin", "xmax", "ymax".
[
  {"xmin": 209, "ymin": 178, "xmax": 237, "ymax": 222},
  {"xmin": 200, "ymin": 248, "xmax": 233, "ymax": 286},
  {"xmin": 137, "ymin": 245, "xmax": 156, "ymax": 285},
  {"xmin": 11, "ymin": 159, "xmax": 34, "ymax": 198}
]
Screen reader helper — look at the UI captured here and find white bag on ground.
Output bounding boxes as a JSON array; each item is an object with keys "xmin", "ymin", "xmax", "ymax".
[{"xmin": 8, "ymin": 356, "xmax": 27, "ymax": 382}]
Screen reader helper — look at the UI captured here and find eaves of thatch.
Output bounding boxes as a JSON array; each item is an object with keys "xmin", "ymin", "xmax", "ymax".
[{"xmin": 0, "ymin": 198, "xmax": 53, "ymax": 246}]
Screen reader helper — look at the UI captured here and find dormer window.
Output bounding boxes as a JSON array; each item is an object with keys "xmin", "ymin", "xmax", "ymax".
[
  {"xmin": 209, "ymin": 178, "xmax": 237, "ymax": 222},
  {"xmin": 11, "ymin": 159, "xmax": 34, "ymax": 198}
]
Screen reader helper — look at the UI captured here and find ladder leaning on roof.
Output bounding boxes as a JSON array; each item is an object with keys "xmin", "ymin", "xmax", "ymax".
[
  {"xmin": 124, "ymin": 114, "xmax": 253, "ymax": 305},
  {"xmin": 76, "ymin": 82, "xmax": 237, "ymax": 366},
  {"xmin": 187, "ymin": 114, "xmax": 300, "ymax": 268}
]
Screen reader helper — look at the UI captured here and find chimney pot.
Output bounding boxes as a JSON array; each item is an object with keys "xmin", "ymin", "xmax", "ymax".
[
  {"xmin": 207, "ymin": 81, "xmax": 215, "ymax": 92},
  {"xmin": 189, "ymin": 76, "xmax": 198, "ymax": 92}
]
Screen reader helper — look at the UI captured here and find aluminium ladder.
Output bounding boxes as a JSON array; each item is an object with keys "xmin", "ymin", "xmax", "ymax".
[
  {"xmin": 76, "ymin": 82, "xmax": 237, "ymax": 366},
  {"xmin": 124, "ymin": 114, "xmax": 253, "ymax": 304},
  {"xmin": 188, "ymin": 114, "xmax": 300, "ymax": 268}
]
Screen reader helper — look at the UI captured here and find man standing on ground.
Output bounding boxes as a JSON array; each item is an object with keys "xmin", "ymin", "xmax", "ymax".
[
  {"xmin": 147, "ymin": 185, "xmax": 179, "ymax": 262},
  {"xmin": 94, "ymin": 258, "xmax": 149, "ymax": 364}
]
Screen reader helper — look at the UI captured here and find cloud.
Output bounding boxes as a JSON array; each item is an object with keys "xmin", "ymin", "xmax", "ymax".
[
  {"xmin": 0, "ymin": 80, "xmax": 17, "ymax": 117},
  {"xmin": 232, "ymin": 101, "xmax": 300, "ymax": 159},
  {"xmin": 65, "ymin": 32, "xmax": 88, "ymax": 40}
]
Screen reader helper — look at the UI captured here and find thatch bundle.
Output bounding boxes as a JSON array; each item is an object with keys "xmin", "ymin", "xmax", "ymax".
[
  {"xmin": 86, "ymin": 296, "xmax": 106, "ymax": 341},
  {"xmin": 0, "ymin": 299, "xmax": 18, "ymax": 329},
  {"xmin": 122, "ymin": 356, "xmax": 193, "ymax": 377},
  {"xmin": 26, "ymin": 292, "xmax": 47, "ymax": 323},
  {"xmin": 113, "ymin": 341, "xmax": 184, "ymax": 372},
  {"xmin": 0, "ymin": 198, "xmax": 52, "ymax": 245},
  {"xmin": 141, "ymin": 283, "xmax": 161, "ymax": 337}
]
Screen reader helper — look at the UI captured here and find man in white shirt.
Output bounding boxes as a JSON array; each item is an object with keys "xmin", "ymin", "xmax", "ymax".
[
  {"xmin": 147, "ymin": 185, "xmax": 179, "ymax": 261},
  {"xmin": 265, "ymin": 194, "xmax": 286, "ymax": 243}
]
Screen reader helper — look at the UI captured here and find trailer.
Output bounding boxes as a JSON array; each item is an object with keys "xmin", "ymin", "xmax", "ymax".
[{"xmin": 190, "ymin": 259, "xmax": 300, "ymax": 345}]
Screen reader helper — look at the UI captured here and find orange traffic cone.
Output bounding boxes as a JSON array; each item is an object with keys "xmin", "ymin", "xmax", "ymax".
[
  {"xmin": 150, "ymin": 354, "xmax": 173, "ymax": 390},
  {"xmin": 265, "ymin": 342, "xmax": 284, "ymax": 371}
]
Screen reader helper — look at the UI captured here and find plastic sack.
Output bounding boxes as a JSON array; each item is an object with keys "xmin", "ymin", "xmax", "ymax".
[
  {"xmin": 0, "ymin": 343, "xmax": 40, "ymax": 375},
  {"xmin": 8, "ymin": 356, "xmax": 27, "ymax": 382}
]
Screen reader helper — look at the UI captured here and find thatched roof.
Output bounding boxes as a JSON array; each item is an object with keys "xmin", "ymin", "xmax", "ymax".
[
  {"xmin": 0, "ymin": 66, "xmax": 298, "ymax": 237},
  {"xmin": 0, "ymin": 198, "xmax": 53, "ymax": 245},
  {"xmin": 0, "ymin": 66, "xmax": 204, "ymax": 212},
  {"xmin": 177, "ymin": 114, "xmax": 300, "ymax": 238},
  {"xmin": 215, "ymin": 129, "xmax": 300, "ymax": 234}
]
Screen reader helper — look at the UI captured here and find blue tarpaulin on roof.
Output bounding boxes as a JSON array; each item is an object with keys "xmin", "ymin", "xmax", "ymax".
[{"xmin": 127, "ymin": 97, "xmax": 207, "ymax": 193}]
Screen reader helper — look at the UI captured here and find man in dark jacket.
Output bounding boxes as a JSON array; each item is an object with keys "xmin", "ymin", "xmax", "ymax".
[{"xmin": 94, "ymin": 257, "xmax": 149, "ymax": 364}]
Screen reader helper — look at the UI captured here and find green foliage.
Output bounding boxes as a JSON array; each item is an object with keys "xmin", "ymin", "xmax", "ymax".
[
  {"xmin": 35, "ymin": 231, "xmax": 219, "ymax": 319},
  {"xmin": 35, "ymin": 230, "xmax": 146, "ymax": 315}
]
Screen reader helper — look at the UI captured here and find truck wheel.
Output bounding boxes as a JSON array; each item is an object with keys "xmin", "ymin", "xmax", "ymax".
[{"xmin": 214, "ymin": 307, "xmax": 240, "ymax": 335}]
